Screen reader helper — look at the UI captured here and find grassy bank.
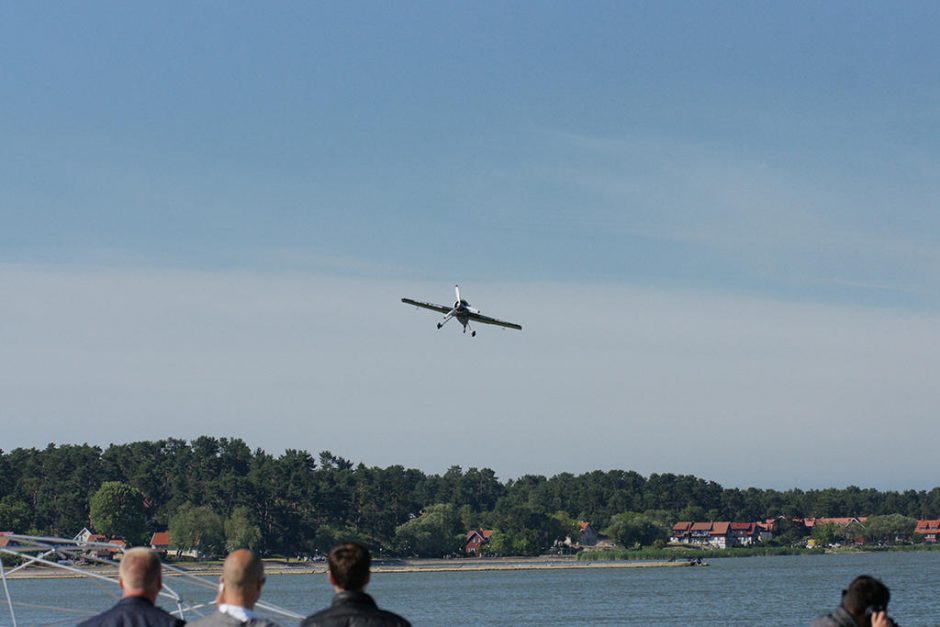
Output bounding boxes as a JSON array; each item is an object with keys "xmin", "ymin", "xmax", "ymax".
[
  {"xmin": 826, "ymin": 544, "xmax": 940, "ymax": 554},
  {"xmin": 578, "ymin": 543, "xmax": 940, "ymax": 561},
  {"xmin": 578, "ymin": 546, "xmax": 824, "ymax": 560}
]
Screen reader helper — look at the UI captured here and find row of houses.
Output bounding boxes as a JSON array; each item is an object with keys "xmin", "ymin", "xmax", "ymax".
[
  {"xmin": 69, "ymin": 529, "xmax": 198, "ymax": 560},
  {"xmin": 73, "ymin": 527, "xmax": 128, "ymax": 559},
  {"xmin": 466, "ymin": 518, "xmax": 940, "ymax": 555},
  {"xmin": 915, "ymin": 519, "xmax": 940, "ymax": 542},
  {"xmin": 670, "ymin": 518, "xmax": 940, "ymax": 548},
  {"xmin": 670, "ymin": 521, "xmax": 772, "ymax": 548},
  {"xmin": 8, "ymin": 516, "xmax": 940, "ymax": 561}
]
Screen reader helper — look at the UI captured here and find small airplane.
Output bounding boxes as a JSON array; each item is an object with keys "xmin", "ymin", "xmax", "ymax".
[{"xmin": 401, "ymin": 285, "xmax": 522, "ymax": 337}]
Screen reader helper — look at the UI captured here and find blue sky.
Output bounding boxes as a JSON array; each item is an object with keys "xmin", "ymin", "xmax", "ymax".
[{"xmin": 2, "ymin": 3, "xmax": 939, "ymax": 490}]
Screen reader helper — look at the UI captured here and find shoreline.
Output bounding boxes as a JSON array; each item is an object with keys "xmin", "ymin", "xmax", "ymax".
[
  {"xmin": 1, "ymin": 557, "xmax": 699, "ymax": 580},
  {"xmin": 10, "ymin": 546, "xmax": 935, "ymax": 581}
]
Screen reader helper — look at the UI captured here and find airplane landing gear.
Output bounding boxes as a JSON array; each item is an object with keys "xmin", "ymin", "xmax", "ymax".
[
  {"xmin": 471, "ymin": 330, "xmax": 476, "ymax": 337},
  {"xmin": 437, "ymin": 323, "xmax": 442, "ymax": 329}
]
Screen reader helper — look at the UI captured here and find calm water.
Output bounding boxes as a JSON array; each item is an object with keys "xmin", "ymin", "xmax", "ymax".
[{"xmin": 5, "ymin": 552, "xmax": 940, "ymax": 626}]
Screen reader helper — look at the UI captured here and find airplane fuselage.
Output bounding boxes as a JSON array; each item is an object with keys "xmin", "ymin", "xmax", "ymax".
[
  {"xmin": 454, "ymin": 300, "xmax": 472, "ymax": 328},
  {"xmin": 443, "ymin": 297, "xmax": 480, "ymax": 334}
]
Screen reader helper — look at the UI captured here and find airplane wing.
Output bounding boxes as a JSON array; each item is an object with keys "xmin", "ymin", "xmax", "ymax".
[
  {"xmin": 468, "ymin": 311, "xmax": 522, "ymax": 330},
  {"xmin": 401, "ymin": 298, "xmax": 452, "ymax": 315}
]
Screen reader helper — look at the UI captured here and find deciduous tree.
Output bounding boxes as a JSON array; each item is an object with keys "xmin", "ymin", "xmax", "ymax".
[
  {"xmin": 170, "ymin": 503, "xmax": 225, "ymax": 558},
  {"xmin": 89, "ymin": 481, "xmax": 147, "ymax": 545},
  {"xmin": 604, "ymin": 512, "xmax": 668, "ymax": 548},
  {"xmin": 394, "ymin": 503, "xmax": 461, "ymax": 557},
  {"xmin": 864, "ymin": 514, "xmax": 917, "ymax": 545},
  {"xmin": 225, "ymin": 506, "xmax": 262, "ymax": 552},
  {"xmin": 811, "ymin": 522, "xmax": 839, "ymax": 547}
]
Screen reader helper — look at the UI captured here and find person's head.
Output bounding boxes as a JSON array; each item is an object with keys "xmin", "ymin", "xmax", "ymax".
[
  {"xmin": 119, "ymin": 548, "xmax": 163, "ymax": 603},
  {"xmin": 327, "ymin": 542, "xmax": 371, "ymax": 592},
  {"xmin": 218, "ymin": 549, "xmax": 266, "ymax": 609},
  {"xmin": 841, "ymin": 575, "xmax": 890, "ymax": 622}
]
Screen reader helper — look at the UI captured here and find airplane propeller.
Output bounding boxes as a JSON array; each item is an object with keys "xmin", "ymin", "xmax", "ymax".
[{"xmin": 455, "ymin": 284, "xmax": 480, "ymax": 314}]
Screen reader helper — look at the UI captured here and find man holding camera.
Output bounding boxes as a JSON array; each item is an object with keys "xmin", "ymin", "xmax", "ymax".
[{"xmin": 811, "ymin": 575, "xmax": 897, "ymax": 627}]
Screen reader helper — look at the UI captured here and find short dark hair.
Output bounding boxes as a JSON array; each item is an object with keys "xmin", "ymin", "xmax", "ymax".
[
  {"xmin": 328, "ymin": 542, "xmax": 371, "ymax": 591},
  {"xmin": 842, "ymin": 575, "xmax": 890, "ymax": 616}
]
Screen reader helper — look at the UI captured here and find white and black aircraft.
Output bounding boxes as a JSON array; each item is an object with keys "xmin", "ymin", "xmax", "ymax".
[{"xmin": 401, "ymin": 285, "xmax": 522, "ymax": 337}]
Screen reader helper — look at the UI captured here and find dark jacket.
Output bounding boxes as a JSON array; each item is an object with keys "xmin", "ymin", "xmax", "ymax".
[
  {"xmin": 300, "ymin": 590, "xmax": 410, "ymax": 627},
  {"xmin": 811, "ymin": 605, "xmax": 898, "ymax": 627},
  {"xmin": 78, "ymin": 595, "xmax": 186, "ymax": 627},
  {"xmin": 811, "ymin": 606, "xmax": 859, "ymax": 627}
]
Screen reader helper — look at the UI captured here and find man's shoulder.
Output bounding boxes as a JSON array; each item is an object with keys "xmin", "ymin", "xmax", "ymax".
[
  {"xmin": 300, "ymin": 603, "xmax": 410, "ymax": 627},
  {"xmin": 370, "ymin": 608, "xmax": 411, "ymax": 627},
  {"xmin": 77, "ymin": 597, "xmax": 186, "ymax": 627},
  {"xmin": 186, "ymin": 612, "xmax": 238, "ymax": 627},
  {"xmin": 301, "ymin": 613, "xmax": 410, "ymax": 627},
  {"xmin": 188, "ymin": 611, "xmax": 281, "ymax": 627},
  {"xmin": 810, "ymin": 606, "xmax": 857, "ymax": 627}
]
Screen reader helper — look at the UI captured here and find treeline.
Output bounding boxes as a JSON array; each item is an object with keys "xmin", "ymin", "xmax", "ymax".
[{"xmin": 1, "ymin": 438, "xmax": 939, "ymax": 557}]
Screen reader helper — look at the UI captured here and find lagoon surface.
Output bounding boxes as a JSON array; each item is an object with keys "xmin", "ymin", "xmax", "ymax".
[{"xmin": 5, "ymin": 552, "xmax": 940, "ymax": 626}]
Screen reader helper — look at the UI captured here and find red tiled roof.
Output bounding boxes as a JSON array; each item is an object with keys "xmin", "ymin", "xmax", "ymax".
[
  {"xmin": 915, "ymin": 520, "xmax": 940, "ymax": 534},
  {"xmin": 150, "ymin": 531, "xmax": 171, "ymax": 547},
  {"xmin": 759, "ymin": 518, "xmax": 780, "ymax": 531},
  {"xmin": 829, "ymin": 518, "xmax": 851, "ymax": 526},
  {"xmin": 690, "ymin": 522, "xmax": 712, "ymax": 532},
  {"xmin": 710, "ymin": 522, "xmax": 731, "ymax": 535},
  {"xmin": 672, "ymin": 522, "xmax": 693, "ymax": 532},
  {"xmin": 730, "ymin": 522, "xmax": 757, "ymax": 534},
  {"xmin": 822, "ymin": 517, "xmax": 866, "ymax": 526},
  {"xmin": 464, "ymin": 529, "xmax": 494, "ymax": 541}
]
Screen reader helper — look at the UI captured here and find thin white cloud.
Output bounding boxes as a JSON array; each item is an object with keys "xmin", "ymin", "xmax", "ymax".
[
  {"xmin": 531, "ymin": 129, "xmax": 940, "ymax": 298},
  {"xmin": 252, "ymin": 247, "xmax": 416, "ymax": 277},
  {"xmin": 1, "ymin": 264, "xmax": 938, "ymax": 490}
]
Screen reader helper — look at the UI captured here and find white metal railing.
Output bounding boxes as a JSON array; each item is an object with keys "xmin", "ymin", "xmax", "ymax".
[{"xmin": 0, "ymin": 533, "xmax": 303, "ymax": 624}]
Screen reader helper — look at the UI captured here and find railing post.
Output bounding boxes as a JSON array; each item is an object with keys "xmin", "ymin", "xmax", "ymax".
[{"xmin": 0, "ymin": 551, "xmax": 18, "ymax": 627}]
